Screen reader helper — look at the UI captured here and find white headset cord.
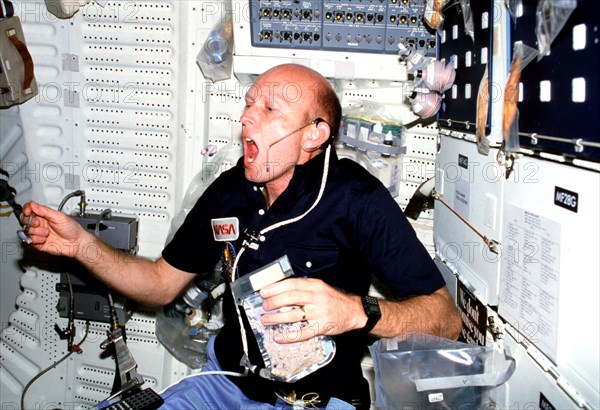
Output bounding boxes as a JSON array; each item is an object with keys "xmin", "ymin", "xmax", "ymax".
[{"xmin": 229, "ymin": 144, "xmax": 332, "ymax": 375}]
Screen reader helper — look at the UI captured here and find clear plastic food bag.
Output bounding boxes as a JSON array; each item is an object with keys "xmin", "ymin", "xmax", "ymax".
[
  {"xmin": 503, "ymin": 43, "xmax": 538, "ymax": 153},
  {"xmin": 423, "ymin": 0, "xmax": 446, "ymax": 30},
  {"xmin": 535, "ymin": 0, "xmax": 577, "ymax": 59},
  {"xmin": 231, "ymin": 256, "xmax": 336, "ymax": 382},
  {"xmin": 369, "ymin": 333, "xmax": 515, "ymax": 410}
]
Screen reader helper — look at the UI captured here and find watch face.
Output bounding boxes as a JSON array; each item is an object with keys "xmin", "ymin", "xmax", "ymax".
[
  {"xmin": 361, "ymin": 295, "xmax": 381, "ymax": 334},
  {"xmin": 363, "ymin": 296, "xmax": 381, "ymax": 315}
]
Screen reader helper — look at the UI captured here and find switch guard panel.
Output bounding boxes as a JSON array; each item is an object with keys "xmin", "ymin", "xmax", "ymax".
[{"xmin": 249, "ymin": 0, "xmax": 436, "ymax": 57}]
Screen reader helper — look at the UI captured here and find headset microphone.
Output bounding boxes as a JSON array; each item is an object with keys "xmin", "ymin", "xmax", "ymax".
[{"xmin": 265, "ymin": 118, "xmax": 325, "ymax": 173}]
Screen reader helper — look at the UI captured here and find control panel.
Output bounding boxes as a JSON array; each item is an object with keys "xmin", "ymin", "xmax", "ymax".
[{"xmin": 249, "ymin": 0, "xmax": 436, "ymax": 56}]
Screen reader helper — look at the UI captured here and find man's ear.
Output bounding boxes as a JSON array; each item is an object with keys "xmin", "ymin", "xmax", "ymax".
[{"xmin": 302, "ymin": 121, "xmax": 331, "ymax": 152}]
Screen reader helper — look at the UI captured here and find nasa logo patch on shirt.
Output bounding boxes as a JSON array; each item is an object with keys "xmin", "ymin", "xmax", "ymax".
[{"xmin": 211, "ymin": 217, "xmax": 239, "ymax": 241}]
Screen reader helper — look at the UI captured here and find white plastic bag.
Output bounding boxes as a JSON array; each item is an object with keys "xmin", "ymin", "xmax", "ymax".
[{"xmin": 369, "ymin": 333, "xmax": 515, "ymax": 409}]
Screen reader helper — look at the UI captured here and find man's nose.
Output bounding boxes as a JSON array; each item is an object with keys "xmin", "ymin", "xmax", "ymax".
[{"xmin": 240, "ymin": 110, "xmax": 254, "ymax": 129}]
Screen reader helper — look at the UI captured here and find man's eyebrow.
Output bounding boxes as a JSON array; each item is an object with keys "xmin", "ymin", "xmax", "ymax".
[{"xmin": 244, "ymin": 91, "xmax": 286, "ymax": 108}]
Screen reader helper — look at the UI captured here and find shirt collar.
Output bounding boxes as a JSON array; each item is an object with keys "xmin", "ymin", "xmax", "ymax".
[{"xmin": 291, "ymin": 148, "xmax": 338, "ymax": 188}]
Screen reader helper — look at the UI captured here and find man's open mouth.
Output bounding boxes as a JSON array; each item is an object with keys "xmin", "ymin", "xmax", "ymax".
[{"xmin": 244, "ymin": 137, "xmax": 259, "ymax": 164}]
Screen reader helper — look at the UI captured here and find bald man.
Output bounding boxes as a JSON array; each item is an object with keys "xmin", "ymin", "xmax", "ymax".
[{"xmin": 22, "ymin": 64, "xmax": 460, "ymax": 409}]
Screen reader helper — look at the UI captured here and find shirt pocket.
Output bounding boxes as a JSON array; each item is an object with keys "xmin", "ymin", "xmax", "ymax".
[{"xmin": 284, "ymin": 244, "xmax": 339, "ymax": 277}]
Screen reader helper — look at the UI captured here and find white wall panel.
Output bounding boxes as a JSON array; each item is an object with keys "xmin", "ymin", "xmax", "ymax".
[
  {"xmin": 499, "ymin": 330, "xmax": 587, "ymax": 410},
  {"xmin": 434, "ymin": 135, "xmax": 505, "ymax": 305},
  {"xmin": 499, "ymin": 156, "xmax": 600, "ymax": 409},
  {"xmin": 1, "ymin": 1, "xmax": 221, "ymax": 408}
]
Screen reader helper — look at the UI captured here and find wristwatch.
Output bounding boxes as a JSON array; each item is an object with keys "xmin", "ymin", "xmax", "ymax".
[{"xmin": 360, "ymin": 295, "xmax": 381, "ymax": 334}]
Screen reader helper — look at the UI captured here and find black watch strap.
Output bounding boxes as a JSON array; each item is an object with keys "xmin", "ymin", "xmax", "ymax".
[{"xmin": 360, "ymin": 295, "xmax": 381, "ymax": 334}]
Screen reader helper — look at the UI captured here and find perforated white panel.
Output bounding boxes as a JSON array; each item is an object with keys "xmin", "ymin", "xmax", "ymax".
[
  {"xmin": 1, "ymin": 1, "xmax": 217, "ymax": 408},
  {"xmin": 70, "ymin": 2, "xmax": 187, "ymax": 256},
  {"xmin": 1, "ymin": 107, "xmax": 31, "ymax": 330},
  {"xmin": 206, "ymin": 76, "xmax": 245, "ymax": 170},
  {"xmin": 11, "ymin": 2, "xmax": 187, "ymax": 255}
]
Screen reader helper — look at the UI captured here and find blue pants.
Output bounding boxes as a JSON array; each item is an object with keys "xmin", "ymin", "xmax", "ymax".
[{"xmin": 159, "ymin": 337, "xmax": 355, "ymax": 410}]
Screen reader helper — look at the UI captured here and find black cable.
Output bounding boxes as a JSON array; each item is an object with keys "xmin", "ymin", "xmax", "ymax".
[
  {"xmin": 0, "ymin": 168, "xmax": 23, "ymax": 223},
  {"xmin": 65, "ymin": 270, "xmax": 76, "ymax": 349},
  {"xmin": 57, "ymin": 189, "xmax": 86, "ymax": 215},
  {"xmin": 20, "ymin": 321, "xmax": 90, "ymax": 409},
  {"xmin": 55, "ymin": 190, "xmax": 87, "ymax": 350}
]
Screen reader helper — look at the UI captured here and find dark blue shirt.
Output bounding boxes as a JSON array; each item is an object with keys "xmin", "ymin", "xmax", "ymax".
[{"xmin": 163, "ymin": 149, "xmax": 445, "ymax": 406}]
